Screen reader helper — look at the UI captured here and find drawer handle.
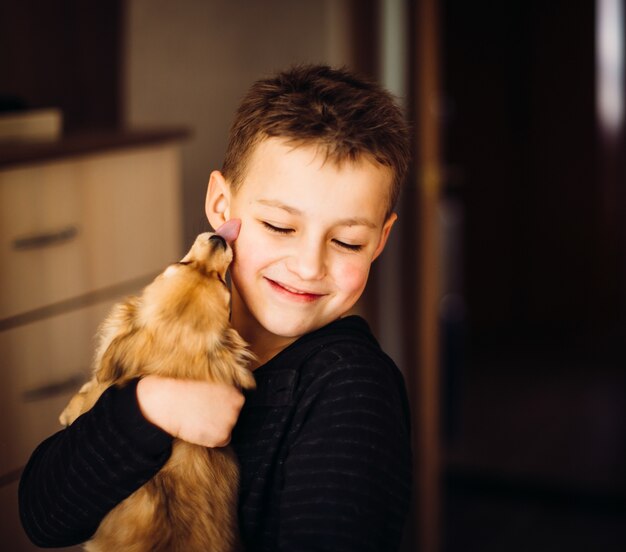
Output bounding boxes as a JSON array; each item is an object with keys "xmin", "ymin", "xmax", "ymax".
[
  {"xmin": 22, "ymin": 373, "xmax": 85, "ymax": 402},
  {"xmin": 12, "ymin": 225, "xmax": 79, "ymax": 250}
]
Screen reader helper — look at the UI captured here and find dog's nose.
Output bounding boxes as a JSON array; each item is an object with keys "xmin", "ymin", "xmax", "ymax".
[{"xmin": 209, "ymin": 234, "xmax": 227, "ymax": 249}]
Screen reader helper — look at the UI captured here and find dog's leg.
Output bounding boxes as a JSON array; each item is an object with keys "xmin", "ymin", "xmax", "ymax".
[{"xmin": 59, "ymin": 379, "xmax": 110, "ymax": 426}]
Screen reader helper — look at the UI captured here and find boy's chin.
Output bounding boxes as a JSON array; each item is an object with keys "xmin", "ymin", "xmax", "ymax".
[{"xmin": 260, "ymin": 313, "xmax": 336, "ymax": 339}]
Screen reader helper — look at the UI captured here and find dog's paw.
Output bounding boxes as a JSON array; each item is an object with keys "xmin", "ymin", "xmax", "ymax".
[
  {"xmin": 59, "ymin": 380, "xmax": 111, "ymax": 427},
  {"xmin": 59, "ymin": 393, "xmax": 86, "ymax": 426}
]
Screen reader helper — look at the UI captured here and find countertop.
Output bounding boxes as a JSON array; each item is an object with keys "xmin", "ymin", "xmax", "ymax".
[{"xmin": 0, "ymin": 127, "xmax": 190, "ymax": 169}]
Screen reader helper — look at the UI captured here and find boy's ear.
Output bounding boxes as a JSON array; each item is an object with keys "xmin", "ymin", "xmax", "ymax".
[
  {"xmin": 372, "ymin": 213, "xmax": 398, "ymax": 261},
  {"xmin": 205, "ymin": 170, "xmax": 232, "ymax": 230}
]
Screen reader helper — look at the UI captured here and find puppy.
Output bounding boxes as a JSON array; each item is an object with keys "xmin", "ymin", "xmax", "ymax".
[{"xmin": 59, "ymin": 219, "xmax": 255, "ymax": 552}]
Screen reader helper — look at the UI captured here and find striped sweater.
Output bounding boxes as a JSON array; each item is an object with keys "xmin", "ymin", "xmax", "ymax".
[{"xmin": 19, "ymin": 315, "xmax": 412, "ymax": 551}]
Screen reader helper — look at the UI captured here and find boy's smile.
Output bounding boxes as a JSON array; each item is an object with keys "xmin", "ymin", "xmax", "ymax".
[
  {"xmin": 206, "ymin": 138, "xmax": 396, "ymax": 364},
  {"xmin": 264, "ymin": 277, "xmax": 325, "ymax": 303}
]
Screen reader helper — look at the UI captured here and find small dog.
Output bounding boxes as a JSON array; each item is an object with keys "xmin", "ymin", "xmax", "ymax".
[{"xmin": 59, "ymin": 220, "xmax": 255, "ymax": 552}]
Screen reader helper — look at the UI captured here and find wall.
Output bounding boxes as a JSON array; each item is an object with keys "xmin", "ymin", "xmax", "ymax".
[
  {"xmin": 124, "ymin": 0, "xmax": 352, "ymax": 248},
  {"xmin": 0, "ymin": 0, "xmax": 122, "ymax": 131}
]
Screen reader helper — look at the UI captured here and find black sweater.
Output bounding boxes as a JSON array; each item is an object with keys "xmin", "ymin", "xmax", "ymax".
[{"xmin": 19, "ymin": 316, "xmax": 412, "ymax": 551}]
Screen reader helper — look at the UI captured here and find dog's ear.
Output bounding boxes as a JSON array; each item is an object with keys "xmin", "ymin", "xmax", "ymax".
[
  {"xmin": 97, "ymin": 331, "xmax": 135, "ymax": 383},
  {"xmin": 224, "ymin": 328, "xmax": 256, "ymax": 390},
  {"xmin": 94, "ymin": 298, "xmax": 141, "ymax": 383}
]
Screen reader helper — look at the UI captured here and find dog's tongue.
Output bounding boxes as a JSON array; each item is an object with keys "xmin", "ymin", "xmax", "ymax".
[{"xmin": 215, "ymin": 219, "xmax": 241, "ymax": 243}]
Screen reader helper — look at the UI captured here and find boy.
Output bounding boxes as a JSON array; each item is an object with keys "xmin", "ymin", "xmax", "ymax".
[{"xmin": 19, "ymin": 65, "xmax": 412, "ymax": 551}]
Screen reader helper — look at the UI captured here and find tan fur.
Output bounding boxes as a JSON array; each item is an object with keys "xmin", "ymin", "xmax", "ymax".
[{"xmin": 59, "ymin": 232, "xmax": 255, "ymax": 552}]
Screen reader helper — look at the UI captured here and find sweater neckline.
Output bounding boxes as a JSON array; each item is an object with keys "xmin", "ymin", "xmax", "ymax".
[{"xmin": 255, "ymin": 315, "xmax": 375, "ymax": 373}]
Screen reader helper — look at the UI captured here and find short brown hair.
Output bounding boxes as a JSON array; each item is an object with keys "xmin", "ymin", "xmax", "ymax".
[{"xmin": 222, "ymin": 64, "xmax": 410, "ymax": 216}]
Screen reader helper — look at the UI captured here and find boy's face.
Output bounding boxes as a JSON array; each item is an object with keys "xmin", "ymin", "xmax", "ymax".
[{"xmin": 206, "ymin": 138, "xmax": 396, "ymax": 353}]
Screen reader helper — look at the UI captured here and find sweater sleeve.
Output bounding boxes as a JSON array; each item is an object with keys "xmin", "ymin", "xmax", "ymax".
[
  {"xmin": 18, "ymin": 379, "xmax": 173, "ymax": 547},
  {"xmin": 277, "ymin": 357, "xmax": 412, "ymax": 552}
]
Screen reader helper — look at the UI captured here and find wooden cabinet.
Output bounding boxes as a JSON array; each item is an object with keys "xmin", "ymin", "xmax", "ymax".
[
  {"xmin": 0, "ymin": 134, "xmax": 183, "ymax": 549},
  {"xmin": 0, "ymin": 300, "xmax": 116, "ymax": 477},
  {"xmin": 0, "ymin": 145, "xmax": 182, "ymax": 319}
]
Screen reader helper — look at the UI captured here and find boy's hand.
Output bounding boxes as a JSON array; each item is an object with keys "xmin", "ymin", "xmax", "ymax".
[{"xmin": 136, "ymin": 376, "xmax": 245, "ymax": 447}]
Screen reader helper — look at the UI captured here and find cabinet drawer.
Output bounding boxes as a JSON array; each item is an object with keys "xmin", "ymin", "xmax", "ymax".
[
  {"xmin": 0, "ymin": 160, "xmax": 86, "ymax": 320},
  {"xmin": 0, "ymin": 144, "xmax": 182, "ymax": 320},
  {"xmin": 0, "ymin": 300, "xmax": 119, "ymax": 476}
]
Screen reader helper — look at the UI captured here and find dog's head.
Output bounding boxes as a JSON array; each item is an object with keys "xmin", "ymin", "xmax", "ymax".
[
  {"xmin": 139, "ymin": 230, "xmax": 234, "ymax": 332},
  {"xmin": 96, "ymin": 220, "xmax": 255, "ymax": 387}
]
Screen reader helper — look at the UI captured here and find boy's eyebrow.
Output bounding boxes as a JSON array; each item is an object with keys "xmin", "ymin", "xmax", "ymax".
[
  {"xmin": 257, "ymin": 199, "xmax": 301, "ymax": 215},
  {"xmin": 256, "ymin": 198, "xmax": 377, "ymax": 228},
  {"xmin": 335, "ymin": 216, "xmax": 377, "ymax": 228}
]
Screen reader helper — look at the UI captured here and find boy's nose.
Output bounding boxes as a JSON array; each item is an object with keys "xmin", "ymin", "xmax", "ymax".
[{"xmin": 287, "ymin": 243, "xmax": 326, "ymax": 280}]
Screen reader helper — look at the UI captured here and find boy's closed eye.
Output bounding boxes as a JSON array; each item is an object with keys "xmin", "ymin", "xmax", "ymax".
[
  {"xmin": 261, "ymin": 220, "xmax": 364, "ymax": 252},
  {"xmin": 332, "ymin": 239, "xmax": 363, "ymax": 252},
  {"xmin": 261, "ymin": 221, "xmax": 293, "ymax": 234}
]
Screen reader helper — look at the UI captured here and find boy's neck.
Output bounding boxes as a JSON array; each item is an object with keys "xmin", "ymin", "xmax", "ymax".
[{"xmin": 230, "ymin": 295, "xmax": 297, "ymax": 370}]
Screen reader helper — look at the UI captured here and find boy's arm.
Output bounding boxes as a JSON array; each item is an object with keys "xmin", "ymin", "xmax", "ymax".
[
  {"xmin": 18, "ymin": 376, "xmax": 246, "ymax": 547},
  {"xmin": 277, "ymin": 359, "xmax": 412, "ymax": 552},
  {"xmin": 18, "ymin": 379, "xmax": 173, "ymax": 547}
]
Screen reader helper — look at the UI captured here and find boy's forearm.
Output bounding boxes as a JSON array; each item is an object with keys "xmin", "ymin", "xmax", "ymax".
[{"xmin": 19, "ymin": 380, "xmax": 172, "ymax": 547}]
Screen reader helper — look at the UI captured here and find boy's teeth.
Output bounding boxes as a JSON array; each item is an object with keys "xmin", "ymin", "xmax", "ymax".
[
  {"xmin": 280, "ymin": 282, "xmax": 310, "ymax": 294},
  {"xmin": 282, "ymin": 283, "xmax": 303, "ymax": 293}
]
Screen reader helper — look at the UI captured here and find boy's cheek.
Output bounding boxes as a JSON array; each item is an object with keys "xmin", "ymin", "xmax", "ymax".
[
  {"xmin": 236, "ymin": 232, "xmax": 265, "ymax": 258},
  {"xmin": 231, "ymin": 229, "xmax": 261, "ymax": 259},
  {"xmin": 336, "ymin": 261, "xmax": 370, "ymax": 294},
  {"xmin": 231, "ymin": 239, "xmax": 269, "ymax": 277}
]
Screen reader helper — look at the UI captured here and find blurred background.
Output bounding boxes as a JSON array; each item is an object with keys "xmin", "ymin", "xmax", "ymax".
[{"xmin": 1, "ymin": 0, "xmax": 625, "ymax": 551}]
